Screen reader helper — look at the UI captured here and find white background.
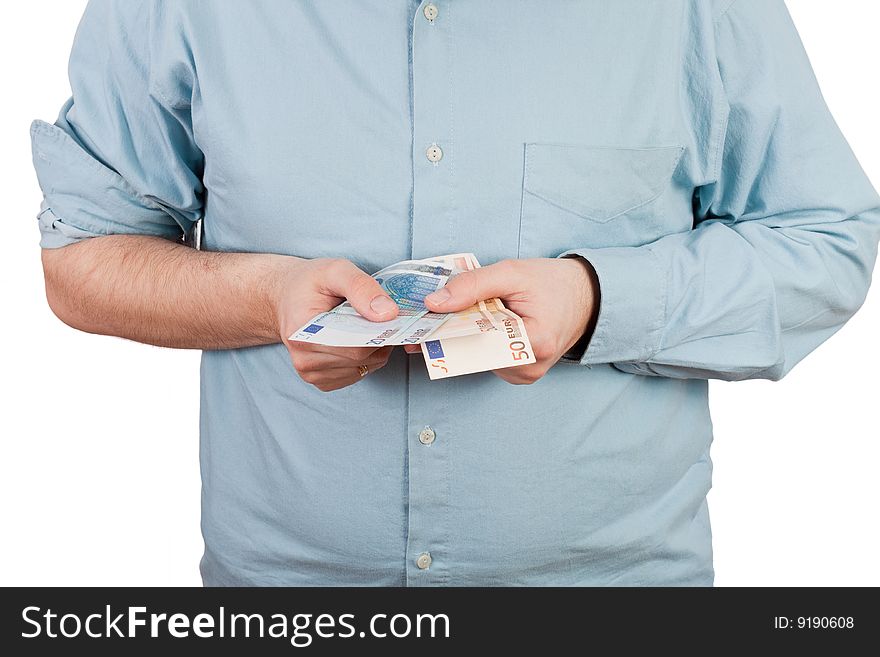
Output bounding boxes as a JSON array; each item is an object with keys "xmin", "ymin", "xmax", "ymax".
[{"xmin": 1, "ymin": 1, "xmax": 877, "ymax": 587}]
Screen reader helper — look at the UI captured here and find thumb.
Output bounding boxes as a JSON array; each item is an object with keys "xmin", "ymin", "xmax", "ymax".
[
  {"xmin": 424, "ymin": 261, "xmax": 516, "ymax": 313},
  {"xmin": 323, "ymin": 260, "xmax": 399, "ymax": 322}
]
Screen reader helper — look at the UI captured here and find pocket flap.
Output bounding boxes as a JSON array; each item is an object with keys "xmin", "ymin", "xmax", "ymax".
[{"xmin": 523, "ymin": 144, "xmax": 684, "ymax": 223}]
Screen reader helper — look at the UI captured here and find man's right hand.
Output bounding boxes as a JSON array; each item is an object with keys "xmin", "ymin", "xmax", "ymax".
[{"xmin": 274, "ymin": 258, "xmax": 399, "ymax": 392}]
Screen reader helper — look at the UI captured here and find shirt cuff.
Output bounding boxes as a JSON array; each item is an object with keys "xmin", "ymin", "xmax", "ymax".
[
  {"xmin": 37, "ymin": 201, "xmax": 103, "ymax": 249},
  {"xmin": 557, "ymin": 245, "xmax": 667, "ymax": 366}
]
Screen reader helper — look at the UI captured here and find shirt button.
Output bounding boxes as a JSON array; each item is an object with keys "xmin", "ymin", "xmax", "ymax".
[
  {"xmin": 423, "ymin": 3, "xmax": 439, "ymax": 22},
  {"xmin": 426, "ymin": 144, "xmax": 443, "ymax": 163},
  {"xmin": 418, "ymin": 426, "xmax": 436, "ymax": 445},
  {"xmin": 416, "ymin": 552, "xmax": 432, "ymax": 570}
]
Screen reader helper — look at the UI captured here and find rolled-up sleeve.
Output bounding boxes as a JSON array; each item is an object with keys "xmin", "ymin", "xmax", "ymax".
[
  {"xmin": 562, "ymin": 0, "xmax": 880, "ymax": 381},
  {"xmin": 31, "ymin": 0, "xmax": 203, "ymax": 249}
]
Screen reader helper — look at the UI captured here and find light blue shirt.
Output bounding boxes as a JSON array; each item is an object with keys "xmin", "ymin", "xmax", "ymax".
[{"xmin": 31, "ymin": 0, "xmax": 880, "ymax": 586}]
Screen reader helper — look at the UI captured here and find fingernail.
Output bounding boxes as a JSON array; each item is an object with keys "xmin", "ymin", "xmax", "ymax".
[
  {"xmin": 370, "ymin": 295, "xmax": 397, "ymax": 315},
  {"xmin": 426, "ymin": 288, "xmax": 451, "ymax": 305}
]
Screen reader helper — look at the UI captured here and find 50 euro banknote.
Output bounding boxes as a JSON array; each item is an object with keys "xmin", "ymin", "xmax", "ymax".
[
  {"xmin": 416, "ymin": 255, "xmax": 536, "ymax": 379},
  {"xmin": 420, "ymin": 300, "xmax": 535, "ymax": 379}
]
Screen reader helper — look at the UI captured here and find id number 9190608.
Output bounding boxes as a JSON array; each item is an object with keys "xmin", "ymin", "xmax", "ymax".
[{"xmin": 773, "ymin": 617, "xmax": 854, "ymax": 630}]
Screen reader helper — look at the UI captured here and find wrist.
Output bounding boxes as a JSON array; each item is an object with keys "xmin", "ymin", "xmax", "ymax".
[{"xmin": 260, "ymin": 254, "xmax": 305, "ymax": 341}]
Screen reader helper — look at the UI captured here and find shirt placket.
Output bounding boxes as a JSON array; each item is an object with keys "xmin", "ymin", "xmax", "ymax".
[{"xmin": 406, "ymin": 0, "xmax": 454, "ymax": 586}]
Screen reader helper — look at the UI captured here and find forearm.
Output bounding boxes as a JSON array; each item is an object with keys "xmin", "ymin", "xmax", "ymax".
[
  {"xmin": 561, "ymin": 205, "xmax": 880, "ymax": 381},
  {"xmin": 42, "ymin": 235, "xmax": 294, "ymax": 350}
]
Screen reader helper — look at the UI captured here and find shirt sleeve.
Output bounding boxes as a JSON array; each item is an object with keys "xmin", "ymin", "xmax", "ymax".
[
  {"xmin": 560, "ymin": 0, "xmax": 880, "ymax": 381},
  {"xmin": 30, "ymin": 0, "xmax": 204, "ymax": 249}
]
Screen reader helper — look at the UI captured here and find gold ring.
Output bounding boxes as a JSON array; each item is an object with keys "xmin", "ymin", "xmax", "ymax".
[{"xmin": 357, "ymin": 364, "xmax": 369, "ymax": 378}]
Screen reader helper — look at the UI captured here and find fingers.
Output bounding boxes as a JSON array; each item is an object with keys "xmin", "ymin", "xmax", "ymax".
[
  {"xmin": 493, "ymin": 363, "xmax": 548, "ymax": 385},
  {"xmin": 290, "ymin": 341, "xmax": 388, "ymax": 363},
  {"xmin": 290, "ymin": 345, "xmax": 392, "ymax": 373},
  {"xmin": 320, "ymin": 259, "xmax": 399, "ymax": 322},
  {"xmin": 424, "ymin": 260, "xmax": 520, "ymax": 313},
  {"xmin": 305, "ymin": 368, "xmax": 371, "ymax": 393},
  {"xmin": 291, "ymin": 346, "xmax": 394, "ymax": 392},
  {"xmin": 403, "ymin": 344, "xmax": 421, "ymax": 354}
]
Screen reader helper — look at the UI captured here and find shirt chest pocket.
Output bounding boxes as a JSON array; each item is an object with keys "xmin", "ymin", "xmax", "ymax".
[{"xmin": 517, "ymin": 144, "xmax": 685, "ymax": 258}]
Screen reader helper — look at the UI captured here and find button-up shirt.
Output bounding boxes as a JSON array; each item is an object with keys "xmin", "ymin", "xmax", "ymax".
[{"xmin": 31, "ymin": 0, "xmax": 880, "ymax": 585}]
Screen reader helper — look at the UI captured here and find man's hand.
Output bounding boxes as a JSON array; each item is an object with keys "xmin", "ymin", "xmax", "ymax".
[
  {"xmin": 407, "ymin": 257, "xmax": 600, "ymax": 384},
  {"xmin": 274, "ymin": 258, "xmax": 399, "ymax": 392}
]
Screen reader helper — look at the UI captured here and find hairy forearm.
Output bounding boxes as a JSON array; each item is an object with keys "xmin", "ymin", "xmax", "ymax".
[{"xmin": 42, "ymin": 235, "xmax": 295, "ymax": 349}]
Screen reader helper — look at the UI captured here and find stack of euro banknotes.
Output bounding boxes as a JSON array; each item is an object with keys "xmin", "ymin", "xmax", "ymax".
[{"xmin": 290, "ymin": 253, "xmax": 535, "ymax": 379}]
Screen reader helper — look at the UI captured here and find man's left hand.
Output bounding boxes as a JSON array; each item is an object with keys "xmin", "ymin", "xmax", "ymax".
[{"xmin": 403, "ymin": 257, "xmax": 600, "ymax": 384}]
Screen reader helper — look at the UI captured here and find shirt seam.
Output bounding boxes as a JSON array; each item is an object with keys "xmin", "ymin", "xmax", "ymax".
[
  {"xmin": 447, "ymin": 2, "xmax": 456, "ymax": 255},
  {"xmin": 707, "ymin": 1, "xmax": 737, "ymax": 193}
]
